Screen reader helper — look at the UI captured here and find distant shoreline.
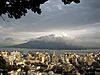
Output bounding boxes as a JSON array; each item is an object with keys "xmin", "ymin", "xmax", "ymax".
[{"xmin": 0, "ymin": 48, "xmax": 100, "ymax": 54}]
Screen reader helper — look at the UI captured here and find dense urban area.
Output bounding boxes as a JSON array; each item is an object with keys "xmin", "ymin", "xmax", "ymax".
[{"xmin": 0, "ymin": 50, "xmax": 100, "ymax": 75}]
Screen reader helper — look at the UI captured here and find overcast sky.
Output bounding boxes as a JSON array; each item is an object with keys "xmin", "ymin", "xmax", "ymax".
[{"xmin": 0, "ymin": 0, "xmax": 100, "ymax": 47}]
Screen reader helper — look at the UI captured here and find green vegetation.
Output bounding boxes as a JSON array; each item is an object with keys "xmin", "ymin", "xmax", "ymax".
[{"xmin": 0, "ymin": 56, "xmax": 8, "ymax": 75}]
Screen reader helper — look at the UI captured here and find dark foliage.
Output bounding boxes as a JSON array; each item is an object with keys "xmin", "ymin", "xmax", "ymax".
[
  {"xmin": 0, "ymin": 56, "xmax": 8, "ymax": 69},
  {"xmin": 0, "ymin": 56, "xmax": 8, "ymax": 75},
  {"xmin": 62, "ymin": 0, "xmax": 80, "ymax": 4},
  {"xmin": 0, "ymin": 0, "xmax": 80, "ymax": 19},
  {"xmin": 23, "ymin": 65, "xmax": 30, "ymax": 75}
]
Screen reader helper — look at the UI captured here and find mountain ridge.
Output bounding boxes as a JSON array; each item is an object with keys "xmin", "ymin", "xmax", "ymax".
[{"xmin": 4, "ymin": 34, "xmax": 100, "ymax": 50}]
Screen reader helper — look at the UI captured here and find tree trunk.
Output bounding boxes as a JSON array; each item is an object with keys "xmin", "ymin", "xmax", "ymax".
[
  {"xmin": 26, "ymin": 71, "xmax": 28, "ymax": 75},
  {"xmin": 2, "ymin": 71, "xmax": 8, "ymax": 75}
]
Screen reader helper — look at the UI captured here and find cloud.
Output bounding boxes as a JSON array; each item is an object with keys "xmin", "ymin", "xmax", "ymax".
[
  {"xmin": 0, "ymin": 22, "xmax": 100, "ymax": 47},
  {"xmin": 8, "ymin": 33, "xmax": 100, "ymax": 49},
  {"xmin": 0, "ymin": 37, "xmax": 24, "ymax": 46},
  {"xmin": 0, "ymin": 0, "xmax": 100, "ymax": 48},
  {"xmin": 1, "ymin": 0, "xmax": 100, "ymax": 32}
]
